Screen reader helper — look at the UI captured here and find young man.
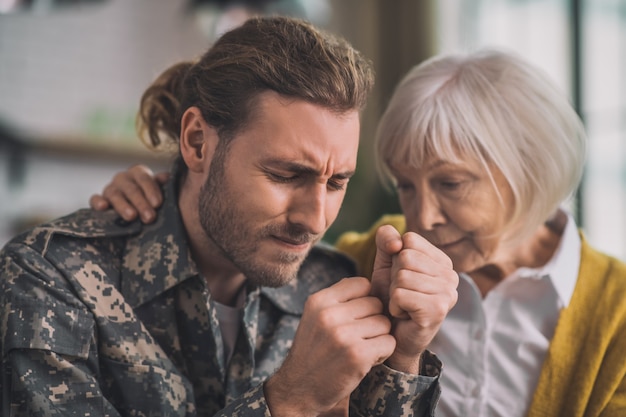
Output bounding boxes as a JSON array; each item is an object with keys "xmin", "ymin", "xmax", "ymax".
[{"xmin": 0, "ymin": 17, "xmax": 458, "ymax": 416}]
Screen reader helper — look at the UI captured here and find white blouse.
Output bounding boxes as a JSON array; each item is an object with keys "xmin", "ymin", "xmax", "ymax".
[{"xmin": 429, "ymin": 212, "xmax": 581, "ymax": 417}]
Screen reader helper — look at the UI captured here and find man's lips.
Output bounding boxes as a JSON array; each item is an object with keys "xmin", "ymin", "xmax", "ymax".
[{"xmin": 271, "ymin": 235, "xmax": 313, "ymax": 249}]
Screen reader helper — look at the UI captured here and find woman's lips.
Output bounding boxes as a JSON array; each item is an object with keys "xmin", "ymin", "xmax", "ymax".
[{"xmin": 436, "ymin": 237, "xmax": 464, "ymax": 250}]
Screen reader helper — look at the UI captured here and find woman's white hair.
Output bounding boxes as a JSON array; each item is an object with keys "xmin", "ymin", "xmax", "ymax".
[{"xmin": 376, "ymin": 49, "xmax": 587, "ymax": 242}]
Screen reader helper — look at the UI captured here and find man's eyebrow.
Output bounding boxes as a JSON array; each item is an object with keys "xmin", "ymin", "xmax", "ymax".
[{"xmin": 263, "ymin": 159, "xmax": 355, "ymax": 179}]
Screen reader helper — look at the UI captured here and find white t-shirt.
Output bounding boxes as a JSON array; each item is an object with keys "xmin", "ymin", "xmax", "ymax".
[{"xmin": 214, "ymin": 289, "xmax": 245, "ymax": 365}]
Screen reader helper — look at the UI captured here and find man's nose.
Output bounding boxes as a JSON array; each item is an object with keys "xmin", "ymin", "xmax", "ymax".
[{"xmin": 287, "ymin": 184, "xmax": 327, "ymax": 235}]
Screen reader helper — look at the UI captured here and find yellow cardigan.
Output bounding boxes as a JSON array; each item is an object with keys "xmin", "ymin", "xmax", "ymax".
[{"xmin": 336, "ymin": 214, "xmax": 626, "ymax": 417}]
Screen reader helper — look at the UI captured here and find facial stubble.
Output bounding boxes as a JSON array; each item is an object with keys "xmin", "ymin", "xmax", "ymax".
[{"xmin": 198, "ymin": 143, "xmax": 317, "ymax": 288}]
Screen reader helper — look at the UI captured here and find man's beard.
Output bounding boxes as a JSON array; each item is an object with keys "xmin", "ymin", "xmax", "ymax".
[{"xmin": 198, "ymin": 146, "xmax": 318, "ymax": 287}]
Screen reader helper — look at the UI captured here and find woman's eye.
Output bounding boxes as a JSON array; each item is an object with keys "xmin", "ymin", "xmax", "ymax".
[
  {"xmin": 440, "ymin": 181, "xmax": 461, "ymax": 189},
  {"xmin": 396, "ymin": 182, "xmax": 414, "ymax": 191}
]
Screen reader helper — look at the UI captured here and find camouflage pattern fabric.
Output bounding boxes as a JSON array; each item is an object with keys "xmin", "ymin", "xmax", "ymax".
[{"xmin": 0, "ymin": 171, "xmax": 441, "ymax": 416}]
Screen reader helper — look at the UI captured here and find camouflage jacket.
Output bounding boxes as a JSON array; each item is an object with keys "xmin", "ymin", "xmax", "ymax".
[{"xmin": 0, "ymin": 176, "xmax": 441, "ymax": 417}]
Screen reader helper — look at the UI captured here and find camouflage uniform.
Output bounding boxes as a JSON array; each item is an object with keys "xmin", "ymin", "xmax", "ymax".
[{"xmin": 0, "ymin": 171, "xmax": 441, "ymax": 416}]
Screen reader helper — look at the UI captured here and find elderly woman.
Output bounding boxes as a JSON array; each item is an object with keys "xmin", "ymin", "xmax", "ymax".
[{"xmin": 92, "ymin": 49, "xmax": 626, "ymax": 417}]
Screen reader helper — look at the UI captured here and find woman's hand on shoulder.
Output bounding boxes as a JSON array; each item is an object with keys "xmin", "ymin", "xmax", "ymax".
[{"xmin": 89, "ymin": 164, "xmax": 168, "ymax": 224}]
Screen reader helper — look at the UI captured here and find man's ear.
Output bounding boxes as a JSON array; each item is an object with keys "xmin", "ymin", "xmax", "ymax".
[{"xmin": 179, "ymin": 106, "xmax": 218, "ymax": 173}]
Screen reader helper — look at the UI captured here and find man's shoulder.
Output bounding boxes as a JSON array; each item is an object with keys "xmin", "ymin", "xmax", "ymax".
[
  {"xmin": 37, "ymin": 208, "xmax": 141, "ymax": 239},
  {"xmin": 2, "ymin": 209, "xmax": 142, "ymax": 256}
]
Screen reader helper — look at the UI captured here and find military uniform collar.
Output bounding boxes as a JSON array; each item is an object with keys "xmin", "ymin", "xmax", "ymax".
[{"xmin": 120, "ymin": 163, "xmax": 199, "ymax": 308}]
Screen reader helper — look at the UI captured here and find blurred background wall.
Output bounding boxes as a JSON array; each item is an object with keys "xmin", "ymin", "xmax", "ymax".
[{"xmin": 0, "ymin": 0, "xmax": 625, "ymax": 261}]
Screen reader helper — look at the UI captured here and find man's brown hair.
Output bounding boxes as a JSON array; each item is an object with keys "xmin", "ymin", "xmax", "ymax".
[{"xmin": 137, "ymin": 16, "xmax": 374, "ymax": 150}]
